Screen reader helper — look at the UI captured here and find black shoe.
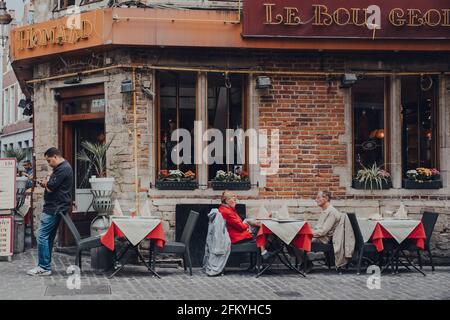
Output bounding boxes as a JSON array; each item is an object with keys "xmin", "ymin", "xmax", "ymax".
[{"xmin": 261, "ymin": 251, "xmax": 277, "ymax": 261}]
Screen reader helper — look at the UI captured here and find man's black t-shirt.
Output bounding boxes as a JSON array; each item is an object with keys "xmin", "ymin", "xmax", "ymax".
[{"xmin": 43, "ymin": 160, "xmax": 73, "ymax": 214}]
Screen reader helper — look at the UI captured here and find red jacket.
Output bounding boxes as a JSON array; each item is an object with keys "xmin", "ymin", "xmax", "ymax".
[{"xmin": 219, "ymin": 204, "xmax": 253, "ymax": 244}]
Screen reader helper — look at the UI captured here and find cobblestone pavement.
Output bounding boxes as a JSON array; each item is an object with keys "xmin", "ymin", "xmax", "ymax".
[{"xmin": 0, "ymin": 250, "xmax": 449, "ymax": 300}]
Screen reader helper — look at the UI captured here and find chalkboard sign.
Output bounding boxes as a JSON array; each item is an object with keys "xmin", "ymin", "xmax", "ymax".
[{"xmin": 0, "ymin": 158, "xmax": 16, "ymax": 211}]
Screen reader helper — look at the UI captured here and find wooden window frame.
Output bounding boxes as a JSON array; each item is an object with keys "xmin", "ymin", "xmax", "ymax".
[
  {"xmin": 400, "ymin": 76, "xmax": 440, "ymax": 174},
  {"xmin": 155, "ymin": 71, "xmax": 198, "ymax": 180},
  {"xmin": 205, "ymin": 73, "xmax": 249, "ymax": 182},
  {"xmin": 351, "ymin": 76, "xmax": 391, "ymax": 175}
]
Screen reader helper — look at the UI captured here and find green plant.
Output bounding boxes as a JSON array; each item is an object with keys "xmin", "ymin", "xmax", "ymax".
[
  {"xmin": 4, "ymin": 147, "xmax": 27, "ymax": 165},
  {"xmin": 355, "ymin": 163, "xmax": 391, "ymax": 190},
  {"xmin": 77, "ymin": 136, "xmax": 114, "ymax": 178}
]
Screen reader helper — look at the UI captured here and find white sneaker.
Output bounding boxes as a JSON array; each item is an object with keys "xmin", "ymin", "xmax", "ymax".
[{"xmin": 27, "ymin": 266, "xmax": 52, "ymax": 276}]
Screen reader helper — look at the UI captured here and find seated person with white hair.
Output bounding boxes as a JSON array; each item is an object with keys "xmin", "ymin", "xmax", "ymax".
[
  {"xmin": 313, "ymin": 190, "xmax": 343, "ymax": 243},
  {"xmin": 219, "ymin": 190, "xmax": 277, "ymax": 260}
]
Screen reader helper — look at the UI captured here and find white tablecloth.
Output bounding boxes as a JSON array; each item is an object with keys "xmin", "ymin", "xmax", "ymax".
[
  {"xmin": 357, "ymin": 218, "xmax": 422, "ymax": 244},
  {"xmin": 110, "ymin": 216, "xmax": 161, "ymax": 246},
  {"xmin": 261, "ymin": 220, "xmax": 306, "ymax": 245}
]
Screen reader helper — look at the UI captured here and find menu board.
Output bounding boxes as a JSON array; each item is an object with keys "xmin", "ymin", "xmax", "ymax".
[
  {"xmin": 0, "ymin": 158, "xmax": 16, "ymax": 211},
  {"xmin": 0, "ymin": 216, "xmax": 12, "ymax": 257}
]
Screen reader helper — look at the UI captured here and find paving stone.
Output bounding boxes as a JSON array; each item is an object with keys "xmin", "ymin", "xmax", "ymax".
[{"xmin": 0, "ymin": 250, "xmax": 449, "ymax": 300}]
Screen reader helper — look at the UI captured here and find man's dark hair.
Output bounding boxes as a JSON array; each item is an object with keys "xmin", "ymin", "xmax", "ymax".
[
  {"xmin": 24, "ymin": 160, "xmax": 31, "ymax": 164},
  {"xmin": 44, "ymin": 147, "xmax": 62, "ymax": 158}
]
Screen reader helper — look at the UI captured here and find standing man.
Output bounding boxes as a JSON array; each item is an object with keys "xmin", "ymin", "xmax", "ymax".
[{"xmin": 27, "ymin": 148, "xmax": 73, "ymax": 276}]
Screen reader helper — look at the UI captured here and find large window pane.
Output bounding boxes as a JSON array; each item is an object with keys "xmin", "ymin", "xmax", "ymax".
[
  {"xmin": 159, "ymin": 72, "xmax": 196, "ymax": 173},
  {"xmin": 207, "ymin": 73, "xmax": 245, "ymax": 180},
  {"xmin": 401, "ymin": 76, "xmax": 438, "ymax": 173},
  {"xmin": 353, "ymin": 78, "xmax": 386, "ymax": 172}
]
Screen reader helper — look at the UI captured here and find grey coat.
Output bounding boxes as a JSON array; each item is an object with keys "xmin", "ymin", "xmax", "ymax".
[{"xmin": 203, "ymin": 209, "xmax": 231, "ymax": 276}]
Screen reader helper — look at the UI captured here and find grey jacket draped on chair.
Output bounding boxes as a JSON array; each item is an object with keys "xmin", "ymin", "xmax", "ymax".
[
  {"xmin": 332, "ymin": 213, "xmax": 356, "ymax": 267},
  {"xmin": 203, "ymin": 209, "xmax": 231, "ymax": 276}
]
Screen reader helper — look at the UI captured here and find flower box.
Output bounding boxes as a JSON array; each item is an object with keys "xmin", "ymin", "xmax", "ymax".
[
  {"xmin": 352, "ymin": 178, "xmax": 392, "ymax": 190},
  {"xmin": 211, "ymin": 181, "xmax": 251, "ymax": 190},
  {"xmin": 403, "ymin": 179, "xmax": 442, "ymax": 189},
  {"xmin": 155, "ymin": 180, "xmax": 198, "ymax": 190}
]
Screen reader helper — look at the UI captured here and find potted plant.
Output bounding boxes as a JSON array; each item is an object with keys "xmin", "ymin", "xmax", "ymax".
[
  {"xmin": 211, "ymin": 170, "xmax": 251, "ymax": 190},
  {"xmin": 403, "ymin": 167, "xmax": 442, "ymax": 189},
  {"xmin": 77, "ymin": 138, "xmax": 115, "ymax": 193},
  {"xmin": 4, "ymin": 147, "xmax": 29, "ymax": 192},
  {"xmin": 155, "ymin": 169, "xmax": 198, "ymax": 190},
  {"xmin": 352, "ymin": 163, "xmax": 392, "ymax": 190}
]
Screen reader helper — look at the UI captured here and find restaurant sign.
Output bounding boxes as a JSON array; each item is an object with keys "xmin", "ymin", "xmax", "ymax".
[{"xmin": 243, "ymin": 0, "xmax": 450, "ymax": 39}]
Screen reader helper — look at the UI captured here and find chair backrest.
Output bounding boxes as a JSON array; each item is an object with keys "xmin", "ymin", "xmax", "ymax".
[
  {"xmin": 347, "ymin": 213, "xmax": 365, "ymax": 249},
  {"xmin": 58, "ymin": 212, "xmax": 81, "ymax": 245},
  {"xmin": 180, "ymin": 210, "xmax": 200, "ymax": 245},
  {"xmin": 421, "ymin": 212, "xmax": 439, "ymax": 248}
]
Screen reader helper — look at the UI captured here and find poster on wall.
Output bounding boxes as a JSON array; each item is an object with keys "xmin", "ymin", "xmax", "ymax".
[
  {"xmin": 0, "ymin": 158, "xmax": 16, "ymax": 212},
  {"xmin": 0, "ymin": 216, "xmax": 13, "ymax": 258}
]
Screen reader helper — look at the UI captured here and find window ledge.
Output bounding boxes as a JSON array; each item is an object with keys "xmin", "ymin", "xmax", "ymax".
[
  {"xmin": 346, "ymin": 186, "xmax": 449, "ymax": 197},
  {"xmin": 148, "ymin": 187, "xmax": 259, "ymax": 198}
]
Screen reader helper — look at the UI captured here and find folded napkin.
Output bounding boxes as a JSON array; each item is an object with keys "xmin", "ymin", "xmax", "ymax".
[
  {"xmin": 393, "ymin": 203, "xmax": 408, "ymax": 220},
  {"xmin": 368, "ymin": 213, "xmax": 383, "ymax": 220},
  {"xmin": 255, "ymin": 204, "xmax": 271, "ymax": 219},
  {"xmin": 277, "ymin": 204, "xmax": 290, "ymax": 219},
  {"xmin": 113, "ymin": 199, "xmax": 124, "ymax": 216}
]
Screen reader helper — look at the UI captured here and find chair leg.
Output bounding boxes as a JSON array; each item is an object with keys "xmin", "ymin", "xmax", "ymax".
[
  {"xmin": 428, "ymin": 249, "xmax": 435, "ymax": 272},
  {"xmin": 182, "ymin": 255, "xmax": 187, "ymax": 271},
  {"xmin": 417, "ymin": 250, "xmax": 423, "ymax": 270},
  {"xmin": 256, "ymin": 252, "xmax": 261, "ymax": 274},
  {"xmin": 78, "ymin": 250, "xmax": 82, "ymax": 271},
  {"xmin": 185, "ymin": 249, "xmax": 192, "ymax": 276},
  {"xmin": 357, "ymin": 248, "xmax": 364, "ymax": 275}
]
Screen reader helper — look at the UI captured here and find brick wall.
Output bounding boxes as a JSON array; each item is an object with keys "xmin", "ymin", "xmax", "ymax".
[{"xmin": 29, "ymin": 49, "xmax": 450, "ymax": 262}]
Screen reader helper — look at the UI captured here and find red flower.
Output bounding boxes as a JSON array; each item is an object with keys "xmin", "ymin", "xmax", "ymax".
[
  {"xmin": 240, "ymin": 170, "xmax": 249, "ymax": 177},
  {"xmin": 160, "ymin": 170, "xmax": 169, "ymax": 177}
]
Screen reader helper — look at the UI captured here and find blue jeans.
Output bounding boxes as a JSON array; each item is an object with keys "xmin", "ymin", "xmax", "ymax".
[{"xmin": 37, "ymin": 212, "xmax": 61, "ymax": 271}]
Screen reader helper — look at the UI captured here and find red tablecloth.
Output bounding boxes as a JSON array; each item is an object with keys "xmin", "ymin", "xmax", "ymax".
[
  {"xmin": 371, "ymin": 222, "xmax": 426, "ymax": 252},
  {"xmin": 101, "ymin": 221, "xmax": 166, "ymax": 251},
  {"xmin": 256, "ymin": 222, "xmax": 313, "ymax": 252}
]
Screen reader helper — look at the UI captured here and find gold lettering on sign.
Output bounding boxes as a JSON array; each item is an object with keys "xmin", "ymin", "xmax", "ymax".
[
  {"xmin": 263, "ymin": 3, "xmax": 282, "ymax": 25},
  {"xmin": 16, "ymin": 20, "xmax": 93, "ymax": 51},
  {"xmin": 350, "ymin": 8, "xmax": 369, "ymax": 27},
  {"xmin": 313, "ymin": 5, "xmax": 332, "ymax": 26},
  {"xmin": 333, "ymin": 8, "xmax": 351, "ymax": 26},
  {"xmin": 442, "ymin": 9, "xmax": 450, "ymax": 26},
  {"xmin": 389, "ymin": 8, "xmax": 406, "ymax": 26},
  {"xmin": 285, "ymin": 7, "xmax": 301, "ymax": 25},
  {"xmin": 407, "ymin": 9, "xmax": 424, "ymax": 26},
  {"xmin": 424, "ymin": 9, "xmax": 442, "ymax": 26}
]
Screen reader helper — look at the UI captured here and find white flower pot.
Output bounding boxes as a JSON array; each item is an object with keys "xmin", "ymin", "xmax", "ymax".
[
  {"xmin": 89, "ymin": 177, "xmax": 115, "ymax": 192},
  {"xmin": 16, "ymin": 176, "xmax": 28, "ymax": 190}
]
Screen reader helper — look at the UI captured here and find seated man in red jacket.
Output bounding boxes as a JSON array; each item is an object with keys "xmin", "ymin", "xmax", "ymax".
[{"xmin": 219, "ymin": 190, "xmax": 276, "ymax": 260}]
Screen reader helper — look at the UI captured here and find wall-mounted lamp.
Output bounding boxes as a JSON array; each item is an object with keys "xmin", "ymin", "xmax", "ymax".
[
  {"xmin": 121, "ymin": 79, "xmax": 134, "ymax": 93},
  {"xmin": 0, "ymin": 0, "xmax": 12, "ymax": 48},
  {"xmin": 340, "ymin": 73, "xmax": 357, "ymax": 88},
  {"xmin": 141, "ymin": 80, "xmax": 154, "ymax": 100},
  {"xmin": 256, "ymin": 76, "xmax": 272, "ymax": 89}
]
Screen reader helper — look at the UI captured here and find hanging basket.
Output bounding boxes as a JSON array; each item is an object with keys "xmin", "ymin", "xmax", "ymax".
[
  {"xmin": 155, "ymin": 180, "xmax": 198, "ymax": 190},
  {"xmin": 211, "ymin": 181, "xmax": 251, "ymax": 190}
]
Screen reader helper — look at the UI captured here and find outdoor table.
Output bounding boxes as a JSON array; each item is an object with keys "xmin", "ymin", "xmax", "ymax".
[
  {"xmin": 255, "ymin": 219, "xmax": 313, "ymax": 277},
  {"xmin": 101, "ymin": 216, "xmax": 166, "ymax": 278},
  {"xmin": 357, "ymin": 218, "xmax": 426, "ymax": 275}
]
